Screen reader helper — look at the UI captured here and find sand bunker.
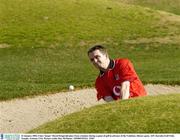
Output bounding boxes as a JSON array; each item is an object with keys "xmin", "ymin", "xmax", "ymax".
[{"xmin": 0, "ymin": 84, "xmax": 180, "ymax": 133}]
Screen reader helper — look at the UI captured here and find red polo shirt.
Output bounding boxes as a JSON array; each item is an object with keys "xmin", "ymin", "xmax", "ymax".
[{"xmin": 95, "ymin": 58, "xmax": 147, "ymax": 101}]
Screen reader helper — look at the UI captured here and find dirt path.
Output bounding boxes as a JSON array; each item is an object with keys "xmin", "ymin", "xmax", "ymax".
[{"xmin": 0, "ymin": 84, "xmax": 180, "ymax": 133}]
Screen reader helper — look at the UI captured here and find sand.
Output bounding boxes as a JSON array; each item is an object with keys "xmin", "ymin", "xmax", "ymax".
[{"xmin": 0, "ymin": 84, "xmax": 180, "ymax": 133}]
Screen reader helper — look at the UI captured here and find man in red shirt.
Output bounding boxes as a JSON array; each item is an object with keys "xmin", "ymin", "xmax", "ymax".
[{"xmin": 88, "ymin": 45, "xmax": 147, "ymax": 102}]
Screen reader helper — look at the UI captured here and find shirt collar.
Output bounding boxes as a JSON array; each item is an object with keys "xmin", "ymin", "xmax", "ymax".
[{"xmin": 99, "ymin": 59, "xmax": 115, "ymax": 77}]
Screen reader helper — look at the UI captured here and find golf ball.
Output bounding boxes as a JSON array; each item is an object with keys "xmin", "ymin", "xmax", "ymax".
[{"xmin": 69, "ymin": 85, "xmax": 74, "ymax": 91}]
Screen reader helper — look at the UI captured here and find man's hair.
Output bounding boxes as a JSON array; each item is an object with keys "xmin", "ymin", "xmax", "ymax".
[{"xmin": 87, "ymin": 45, "xmax": 108, "ymax": 55}]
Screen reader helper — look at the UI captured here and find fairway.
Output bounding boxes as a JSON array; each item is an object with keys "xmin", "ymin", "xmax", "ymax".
[{"xmin": 0, "ymin": 0, "xmax": 180, "ymax": 100}]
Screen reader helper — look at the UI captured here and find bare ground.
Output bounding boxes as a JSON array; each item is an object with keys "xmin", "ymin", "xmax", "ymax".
[{"xmin": 0, "ymin": 84, "xmax": 180, "ymax": 133}]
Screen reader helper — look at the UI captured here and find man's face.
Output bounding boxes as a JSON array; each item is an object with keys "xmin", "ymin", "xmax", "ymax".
[{"xmin": 88, "ymin": 49, "xmax": 109, "ymax": 71}]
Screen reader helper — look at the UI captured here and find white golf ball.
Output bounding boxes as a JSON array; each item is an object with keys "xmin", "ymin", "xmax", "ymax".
[{"xmin": 69, "ymin": 85, "xmax": 74, "ymax": 91}]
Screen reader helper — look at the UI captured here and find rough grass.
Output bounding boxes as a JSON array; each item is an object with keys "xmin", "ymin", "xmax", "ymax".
[
  {"xmin": 0, "ymin": 0, "xmax": 180, "ymax": 100},
  {"xmin": 29, "ymin": 94, "xmax": 180, "ymax": 133}
]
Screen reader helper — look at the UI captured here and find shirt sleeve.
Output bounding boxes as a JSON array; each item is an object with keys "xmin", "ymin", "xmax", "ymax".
[{"xmin": 118, "ymin": 59, "xmax": 137, "ymax": 82}]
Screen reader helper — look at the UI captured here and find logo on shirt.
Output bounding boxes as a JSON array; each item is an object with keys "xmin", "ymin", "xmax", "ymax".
[{"xmin": 113, "ymin": 86, "xmax": 121, "ymax": 96}]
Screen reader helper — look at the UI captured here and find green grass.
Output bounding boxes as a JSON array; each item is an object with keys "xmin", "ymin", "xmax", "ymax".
[
  {"xmin": 0, "ymin": 0, "xmax": 180, "ymax": 100},
  {"xmin": 30, "ymin": 94, "xmax": 180, "ymax": 133},
  {"xmin": 112, "ymin": 0, "xmax": 180, "ymax": 15}
]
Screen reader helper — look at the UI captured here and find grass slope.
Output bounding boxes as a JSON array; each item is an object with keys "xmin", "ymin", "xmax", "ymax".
[
  {"xmin": 0, "ymin": 0, "xmax": 180, "ymax": 100},
  {"xmin": 112, "ymin": 0, "xmax": 180, "ymax": 15},
  {"xmin": 30, "ymin": 94, "xmax": 180, "ymax": 133}
]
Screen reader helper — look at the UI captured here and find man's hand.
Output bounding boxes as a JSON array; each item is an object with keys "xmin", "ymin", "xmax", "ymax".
[
  {"xmin": 104, "ymin": 96, "xmax": 114, "ymax": 102},
  {"xmin": 121, "ymin": 81, "xmax": 130, "ymax": 99}
]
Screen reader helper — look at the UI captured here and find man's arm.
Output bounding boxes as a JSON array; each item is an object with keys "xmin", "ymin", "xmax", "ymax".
[{"xmin": 121, "ymin": 81, "xmax": 130, "ymax": 99}]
